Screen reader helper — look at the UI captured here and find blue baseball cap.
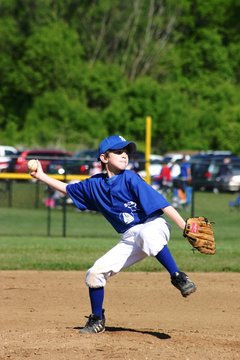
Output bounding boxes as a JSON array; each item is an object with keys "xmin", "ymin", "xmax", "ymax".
[{"xmin": 98, "ymin": 135, "xmax": 136, "ymax": 160}]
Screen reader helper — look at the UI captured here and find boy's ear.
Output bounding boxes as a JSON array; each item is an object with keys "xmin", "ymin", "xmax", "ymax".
[{"xmin": 100, "ymin": 154, "xmax": 108, "ymax": 163}]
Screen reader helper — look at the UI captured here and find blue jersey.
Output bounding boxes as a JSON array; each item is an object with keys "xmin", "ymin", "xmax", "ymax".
[
  {"xmin": 66, "ymin": 170, "xmax": 170, "ymax": 233},
  {"xmin": 180, "ymin": 162, "xmax": 191, "ymax": 180}
]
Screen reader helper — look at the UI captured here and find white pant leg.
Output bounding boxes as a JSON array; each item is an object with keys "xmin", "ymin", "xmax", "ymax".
[
  {"xmin": 135, "ymin": 217, "xmax": 171, "ymax": 256},
  {"xmin": 85, "ymin": 217, "xmax": 171, "ymax": 288},
  {"xmin": 85, "ymin": 230, "xmax": 147, "ymax": 288}
]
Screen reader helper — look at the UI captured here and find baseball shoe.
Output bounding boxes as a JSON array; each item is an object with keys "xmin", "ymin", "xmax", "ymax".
[
  {"xmin": 171, "ymin": 272, "xmax": 197, "ymax": 297},
  {"xmin": 80, "ymin": 310, "xmax": 105, "ymax": 334}
]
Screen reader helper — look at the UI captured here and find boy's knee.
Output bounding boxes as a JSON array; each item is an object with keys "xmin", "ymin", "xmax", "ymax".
[{"xmin": 85, "ymin": 267, "xmax": 106, "ymax": 288}]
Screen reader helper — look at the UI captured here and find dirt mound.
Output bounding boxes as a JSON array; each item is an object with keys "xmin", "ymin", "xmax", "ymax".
[{"xmin": 1, "ymin": 271, "xmax": 239, "ymax": 359}]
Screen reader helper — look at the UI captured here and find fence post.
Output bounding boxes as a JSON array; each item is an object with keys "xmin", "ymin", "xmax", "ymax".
[
  {"xmin": 7, "ymin": 180, "xmax": 12, "ymax": 207},
  {"xmin": 35, "ymin": 181, "xmax": 40, "ymax": 208},
  {"xmin": 145, "ymin": 116, "xmax": 152, "ymax": 185},
  {"xmin": 191, "ymin": 185, "xmax": 195, "ymax": 217},
  {"xmin": 47, "ymin": 205, "xmax": 51, "ymax": 236},
  {"xmin": 62, "ymin": 195, "xmax": 67, "ymax": 237},
  {"xmin": 62, "ymin": 171, "xmax": 67, "ymax": 237}
]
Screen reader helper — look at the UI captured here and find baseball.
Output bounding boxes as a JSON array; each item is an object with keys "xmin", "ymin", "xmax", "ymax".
[{"xmin": 27, "ymin": 159, "xmax": 38, "ymax": 172}]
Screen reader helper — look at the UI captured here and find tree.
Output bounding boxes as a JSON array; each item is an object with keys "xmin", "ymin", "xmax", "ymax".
[
  {"xmin": 0, "ymin": 0, "xmax": 240, "ymax": 153},
  {"xmin": 23, "ymin": 90, "xmax": 105, "ymax": 149},
  {"xmin": 67, "ymin": 0, "xmax": 182, "ymax": 80}
]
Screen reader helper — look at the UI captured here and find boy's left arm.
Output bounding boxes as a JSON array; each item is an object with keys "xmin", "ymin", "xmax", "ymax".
[{"xmin": 162, "ymin": 205, "xmax": 186, "ymax": 230}]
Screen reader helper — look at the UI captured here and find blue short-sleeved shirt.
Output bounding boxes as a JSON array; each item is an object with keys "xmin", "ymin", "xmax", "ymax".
[
  {"xmin": 180, "ymin": 162, "xmax": 191, "ymax": 180},
  {"xmin": 66, "ymin": 170, "xmax": 170, "ymax": 233}
]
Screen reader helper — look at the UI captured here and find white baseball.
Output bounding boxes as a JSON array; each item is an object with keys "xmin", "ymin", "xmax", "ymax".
[{"xmin": 28, "ymin": 159, "xmax": 38, "ymax": 172}]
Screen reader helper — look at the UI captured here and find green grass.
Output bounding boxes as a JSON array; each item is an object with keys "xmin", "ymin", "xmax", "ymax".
[{"xmin": 0, "ymin": 189, "xmax": 239, "ymax": 272}]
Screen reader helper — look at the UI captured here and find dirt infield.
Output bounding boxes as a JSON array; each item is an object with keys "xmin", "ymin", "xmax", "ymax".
[{"xmin": 0, "ymin": 271, "xmax": 239, "ymax": 360}]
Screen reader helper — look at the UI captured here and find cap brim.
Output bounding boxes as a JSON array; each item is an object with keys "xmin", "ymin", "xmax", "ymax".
[
  {"xmin": 98, "ymin": 141, "xmax": 136, "ymax": 160},
  {"xmin": 110, "ymin": 141, "xmax": 136, "ymax": 154}
]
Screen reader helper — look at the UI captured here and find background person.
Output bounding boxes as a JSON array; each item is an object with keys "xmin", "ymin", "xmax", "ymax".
[
  {"xmin": 217, "ymin": 157, "xmax": 232, "ymax": 180},
  {"xmin": 152, "ymin": 161, "xmax": 172, "ymax": 195},
  {"xmin": 44, "ymin": 186, "xmax": 64, "ymax": 208},
  {"xmin": 180, "ymin": 156, "xmax": 192, "ymax": 207}
]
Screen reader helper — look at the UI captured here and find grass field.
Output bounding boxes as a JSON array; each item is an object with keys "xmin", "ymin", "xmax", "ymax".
[{"xmin": 0, "ymin": 184, "xmax": 239, "ymax": 272}]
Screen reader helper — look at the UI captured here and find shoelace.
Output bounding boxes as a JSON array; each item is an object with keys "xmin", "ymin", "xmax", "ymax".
[{"xmin": 175, "ymin": 275, "xmax": 187, "ymax": 285}]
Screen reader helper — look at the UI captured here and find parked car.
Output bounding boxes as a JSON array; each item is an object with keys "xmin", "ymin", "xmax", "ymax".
[
  {"xmin": 137, "ymin": 154, "xmax": 163, "ymax": 177},
  {"xmin": 190, "ymin": 152, "xmax": 240, "ymax": 191},
  {"xmin": 47, "ymin": 149, "xmax": 99, "ymax": 175},
  {"xmin": 48, "ymin": 149, "xmax": 160, "ymax": 177},
  {"xmin": 0, "ymin": 145, "xmax": 18, "ymax": 172},
  {"xmin": 11, "ymin": 149, "xmax": 72, "ymax": 173},
  {"xmin": 214, "ymin": 160, "xmax": 240, "ymax": 192}
]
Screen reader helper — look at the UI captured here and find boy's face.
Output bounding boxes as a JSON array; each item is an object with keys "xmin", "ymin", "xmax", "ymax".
[{"xmin": 101, "ymin": 147, "xmax": 129, "ymax": 172}]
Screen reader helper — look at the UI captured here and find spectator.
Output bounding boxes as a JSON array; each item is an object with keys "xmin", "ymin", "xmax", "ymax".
[
  {"xmin": 180, "ymin": 156, "xmax": 192, "ymax": 206},
  {"xmin": 218, "ymin": 157, "xmax": 232, "ymax": 178},
  {"xmin": 213, "ymin": 157, "xmax": 233, "ymax": 193},
  {"xmin": 153, "ymin": 161, "xmax": 172, "ymax": 194},
  {"xmin": 44, "ymin": 186, "xmax": 64, "ymax": 208}
]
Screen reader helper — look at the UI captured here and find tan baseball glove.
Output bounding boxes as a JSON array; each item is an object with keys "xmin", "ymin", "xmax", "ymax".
[{"xmin": 183, "ymin": 217, "xmax": 216, "ymax": 255}]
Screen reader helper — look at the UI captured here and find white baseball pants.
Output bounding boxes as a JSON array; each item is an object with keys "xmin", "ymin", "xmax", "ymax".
[{"xmin": 85, "ymin": 216, "xmax": 171, "ymax": 288}]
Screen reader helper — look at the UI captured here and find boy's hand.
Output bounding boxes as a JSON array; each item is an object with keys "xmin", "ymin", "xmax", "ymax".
[{"xmin": 28, "ymin": 159, "xmax": 43, "ymax": 178}]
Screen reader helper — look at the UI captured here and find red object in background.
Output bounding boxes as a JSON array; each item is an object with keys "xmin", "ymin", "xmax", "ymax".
[
  {"xmin": 154, "ymin": 164, "xmax": 171, "ymax": 182},
  {"xmin": 14, "ymin": 149, "xmax": 71, "ymax": 173}
]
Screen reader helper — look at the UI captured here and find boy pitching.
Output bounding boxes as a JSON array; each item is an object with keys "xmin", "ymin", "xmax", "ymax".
[{"xmin": 29, "ymin": 135, "xmax": 196, "ymax": 334}]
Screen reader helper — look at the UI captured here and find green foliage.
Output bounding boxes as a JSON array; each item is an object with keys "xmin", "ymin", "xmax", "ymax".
[
  {"xmin": 24, "ymin": 90, "xmax": 101, "ymax": 147},
  {"xmin": 83, "ymin": 62, "xmax": 126, "ymax": 109},
  {"xmin": 18, "ymin": 21, "xmax": 84, "ymax": 95},
  {"xmin": 0, "ymin": 0, "xmax": 240, "ymax": 153}
]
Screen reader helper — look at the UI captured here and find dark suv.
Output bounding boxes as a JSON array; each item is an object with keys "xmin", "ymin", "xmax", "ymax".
[{"xmin": 190, "ymin": 152, "xmax": 240, "ymax": 191}]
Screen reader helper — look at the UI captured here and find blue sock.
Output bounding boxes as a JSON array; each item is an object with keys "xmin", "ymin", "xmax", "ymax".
[
  {"xmin": 155, "ymin": 245, "xmax": 179, "ymax": 276},
  {"xmin": 89, "ymin": 287, "xmax": 104, "ymax": 318}
]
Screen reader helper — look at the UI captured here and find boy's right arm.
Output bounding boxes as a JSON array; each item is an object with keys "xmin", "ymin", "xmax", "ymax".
[{"xmin": 29, "ymin": 160, "xmax": 67, "ymax": 194}]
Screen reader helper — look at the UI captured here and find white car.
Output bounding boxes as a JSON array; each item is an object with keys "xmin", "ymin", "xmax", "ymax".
[
  {"xmin": 0, "ymin": 145, "xmax": 18, "ymax": 172},
  {"xmin": 138, "ymin": 154, "xmax": 163, "ymax": 177}
]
